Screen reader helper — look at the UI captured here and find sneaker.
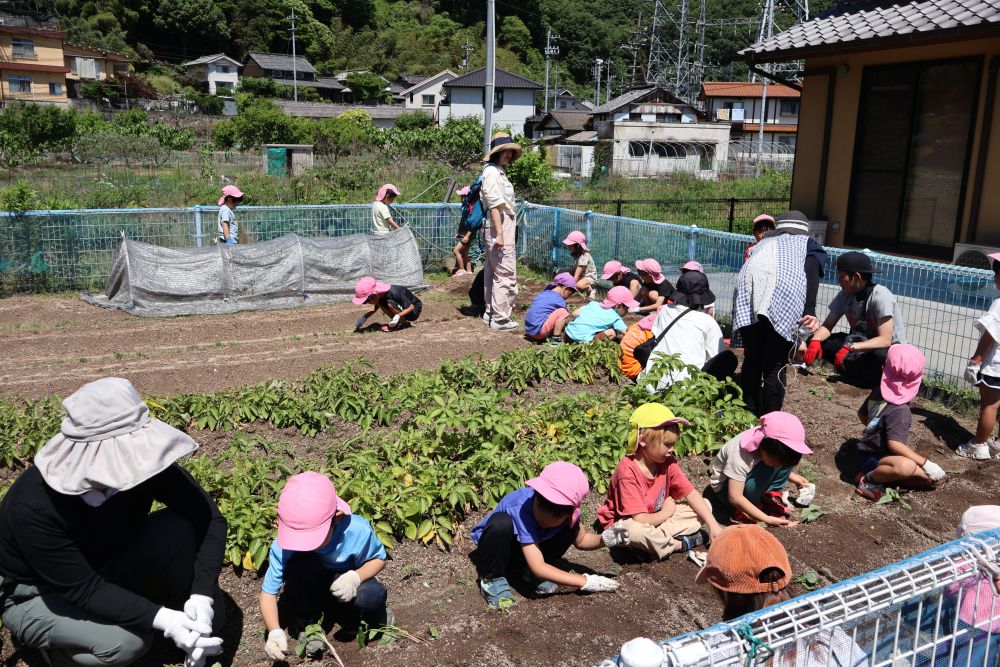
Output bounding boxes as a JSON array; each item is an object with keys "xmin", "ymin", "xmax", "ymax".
[
  {"xmin": 548, "ymin": 335, "xmax": 563, "ymax": 347},
  {"xmin": 988, "ymin": 440, "xmax": 1000, "ymax": 459},
  {"xmin": 482, "ymin": 312, "xmax": 492, "ymax": 324},
  {"xmin": 678, "ymin": 529, "xmax": 708, "ymax": 551},
  {"xmin": 521, "ymin": 570, "xmax": 558, "ymax": 596},
  {"xmin": 490, "ymin": 319, "xmax": 520, "ymax": 331},
  {"xmin": 956, "ymin": 440, "xmax": 990, "ymax": 460},
  {"xmin": 479, "ymin": 577, "xmax": 515, "ymax": 608},
  {"xmin": 854, "ymin": 472, "xmax": 885, "ymax": 502}
]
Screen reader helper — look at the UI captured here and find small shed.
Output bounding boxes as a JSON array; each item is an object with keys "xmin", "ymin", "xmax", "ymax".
[{"xmin": 262, "ymin": 144, "xmax": 314, "ymax": 177}]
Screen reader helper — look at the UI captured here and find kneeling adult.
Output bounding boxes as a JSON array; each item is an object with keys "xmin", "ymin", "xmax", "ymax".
[{"xmin": 0, "ymin": 377, "xmax": 227, "ymax": 667}]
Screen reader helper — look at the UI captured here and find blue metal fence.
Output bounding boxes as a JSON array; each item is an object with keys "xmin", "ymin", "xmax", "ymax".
[{"xmin": 1, "ymin": 201, "xmax": 995, "ymax": 384}]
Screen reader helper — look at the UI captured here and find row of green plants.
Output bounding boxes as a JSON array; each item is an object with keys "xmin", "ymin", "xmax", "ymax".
[{"xmin": 0, "ymin": 346, "xmax": 755, "ymax": 569}]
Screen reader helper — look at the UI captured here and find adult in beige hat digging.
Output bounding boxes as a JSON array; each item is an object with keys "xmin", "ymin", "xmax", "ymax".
[
  {"xmin": 480, "ymin": 133, "xmax": 522, "ymax": 331},
  {"xmin": 0, "ymin": 377, "xmax": 227, "ymax": 667}
]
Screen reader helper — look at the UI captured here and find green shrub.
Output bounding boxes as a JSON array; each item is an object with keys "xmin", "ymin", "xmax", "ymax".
[{"xmin": 395, "ymin": 111, "xmax": 434, "ymax": 131}]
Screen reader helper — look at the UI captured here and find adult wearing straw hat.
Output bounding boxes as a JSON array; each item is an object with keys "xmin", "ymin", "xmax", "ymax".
[
  {"xmin": 0, "ymin": 377, "xmax": 227, "ymax": 667},
  {"xmin": 480, "ymin": 132, "xmax": 523, "ymax": 331}
]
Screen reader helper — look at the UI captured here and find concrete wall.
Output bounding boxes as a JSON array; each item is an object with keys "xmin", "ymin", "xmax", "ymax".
[
  {"xmin": 706, "ymin": 96, "xmax": 799, "ymax": 125},
  {"xmin": 439, "ymin": 87, "xmax": 537, "ymax": 134},
  {"xmin": 791, "ymin": 35, "xmax": 1000, "ymax": 257},
  {"xmin": 609, "ymin": 121, "xmax": 732, "ymax": 177}
]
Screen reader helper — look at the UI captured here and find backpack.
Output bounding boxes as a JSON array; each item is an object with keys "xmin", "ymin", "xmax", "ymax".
[{"xmin": 460, "ymin": 173, "xmax": 485, "ymax": 233}]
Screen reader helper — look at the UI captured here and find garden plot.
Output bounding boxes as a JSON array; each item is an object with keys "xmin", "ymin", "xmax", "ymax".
[{"xmin": 1, "ymin": 276, "xmax": 999, "ymax": 667}]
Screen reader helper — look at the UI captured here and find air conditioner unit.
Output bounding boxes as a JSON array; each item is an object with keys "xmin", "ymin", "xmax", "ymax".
[
  {"xmin": 953, "ymin": 243, "xmax": 1000, "ymax": 270},
  {"xmin": 731, "ymin": 108, "xmax": 745, "ymax": 122}
]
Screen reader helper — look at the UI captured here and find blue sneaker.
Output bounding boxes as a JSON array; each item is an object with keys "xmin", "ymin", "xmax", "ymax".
[
  {"xmin": 479, "ymin": 577, "xmax": 515, "ymax": 608},
  {"xmin": 522, "ymin": 570, "xmax": 558, "ymax": 595}
]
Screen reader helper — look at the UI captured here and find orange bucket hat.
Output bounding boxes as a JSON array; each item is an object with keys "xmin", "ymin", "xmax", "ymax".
[{"xmin": 695, "ymin": 525, "xmax": 791, "ymax": 593}]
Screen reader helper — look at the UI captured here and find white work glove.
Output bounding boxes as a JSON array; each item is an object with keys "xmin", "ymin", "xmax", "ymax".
[
  {"xmin": 627, "ymin": 307, "xmax": 641, "ymax": 315},
  {"xmin": 795, "ymin": 483, "xmax": 816, "ymax": 507},
  {"xmin": 601, "ymin": 521, "xmax": 630, "ymax": 547},
  {"xmin": 184, "ymin": 594, "xmax": 214, "ymax": 631},
  {"xmin": 330, "ymin": 570, "xmax": 361, "ymax": 602},
  {"xmin": 355, "ymin": 315, "xmax": 367, "ymax": 330},
  {"xmin": 388, "ymin": 314, "xmax": 401, "ymax": 328},
  {"xmin": 153, "ymin": 608, "xmax": 222, "ymax": 653},
  {"xmin": 264, "ymin": 628, "xmax": 288, "ymax": 661},
  {"xmin": 922, "ymin": 459, "xmax": 946, "ymax": 482},
  {"xmin": 965, "ymin": 361, "xmax": 981, "ymax": 385},
  {"xmin": 580, "ymin": 573, "xmax": 619, "ymax": 593}
]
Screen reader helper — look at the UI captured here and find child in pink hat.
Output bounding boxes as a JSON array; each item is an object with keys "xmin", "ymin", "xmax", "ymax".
[
  {"xmin": 853, "ymin": 344, "xmax": 946, "ymax": 501},
  {"xmin": 352, "ymin": 276, "xmax": 422, "ymax": 332},
  {"xmin": 707, "ymin": 411, "xmax": 815, "ymax": 527},
  {"xmin": 451, "ymin": 185, "xmax": 475, "ymax": 275},
  {"xmin": 372, "ymin": 184, "xmax": 400, "ymax": 237},
  {"xmin": 619, "ymin": 307, "xmax": 660, "ymax": 379},
  {"xmin": 524, "ymin": 272, "xmax": 577, "ymax": 343},
  {"xmin": 635, "ymin": 258, "xmax": 674, "ymax": 314},
  {"xmin": 562, "ymin": 231, "xmax": 598, "ymax": 295},
  {"xmin": 258, "ymin": 472, "xmax": 389, "ymax": 661},
  {"xmin": 563, "ymin": 286, "xmax": 638, "ymax": 344},
  {"xmin": 959, "ymin": 251, "xmax": 1000, "ymax": 460},
  {"xmin": 470, "ymin": 461, "xmax": 626, "ymax": 608},
  {"xmin": 217, "ymin": 185, "xmax": 244, "ymax": 245},
  {"xmin": 602, "ymin": 260, "xmax": 642, "ymax": 298},
  {"xmin": 744, "ymin": 213, "xmax": 776, "ymax": 261}
]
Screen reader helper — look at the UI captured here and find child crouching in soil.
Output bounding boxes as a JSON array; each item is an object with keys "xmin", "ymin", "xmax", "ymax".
[
  {"xmin": 853, "ymin": 343, "xmax": 946, "ymax": 501},
  {"xmin": 469, "ymin": 461, "xmax": 628, "ymax": 608},
  {"xmin": 562, "ymin": 286, "xmax": 638, "ymax": 344},
  {"xmin": 353, "ymin": 276, "xmax": 422, "ymax": 332},
  {"xmin": 707, "ymin": 411, "xmax": 815, "ymax": 527},
  {"xmin": 597, "ymin": 404, "xmax": 723, "ymax": 559},
  {"xmin": 524, "ymin": 272, "xmax": 576, "ymax": 343},
  {"xmin": 259, "ymin": 472, "xmax": 390, "ymax": 661},
  {"xmin": 619, "ymin": 310, "xmax": 659, "ymax": 380}
]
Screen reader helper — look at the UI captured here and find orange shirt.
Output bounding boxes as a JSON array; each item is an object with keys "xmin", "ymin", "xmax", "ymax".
[{"xmin": 619, "ymin": 323, "xmax": 653, "ymax": 379}]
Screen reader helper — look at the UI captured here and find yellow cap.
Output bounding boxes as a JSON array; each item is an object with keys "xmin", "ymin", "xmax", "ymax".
[{"xmin": 628, "ymin": 403, "xmax": 691, "ymax": 449}]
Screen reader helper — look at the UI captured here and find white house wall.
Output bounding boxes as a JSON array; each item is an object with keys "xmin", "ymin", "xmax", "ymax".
[
  {"xmin": 610, "ymin": 121, "xmax": 732, "ymax": 177},
  {"xmin": 206, "ymin": 63, "xmax": 240, "ymax": 95},
  {"xmin": 403, "ymin": 75, "xmax": 455, "ymax": 115},
  {"xmin": 439, "ymin": 87, "xmax": 537, "ymax": 134}
]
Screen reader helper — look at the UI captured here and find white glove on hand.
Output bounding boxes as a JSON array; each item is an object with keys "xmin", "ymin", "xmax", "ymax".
[
  {"xmin": 153, "ymin": 608, "xmax": 221, "ymax": 652},
  {"xmin": 922, "ymin": 459, "xmax": 946, "ymax": 482},
  {"xmin": 601, "ymin": 521, "xmax": 630, "ymax": 548},
  {"xmin": 795, "ymin": 483, "xmax": 816, "ymax": 507},
  {"xmin": 330, "ymin": 570, "xmax": 361, "ymax": 602},
  {"xmin": 965, "ymin": 361, "xmax": 981, "ymax": 385},
  {"xmin": 184, "ymin": 594, "xmax": 214, "ymax": 631},
  {"xmin": 627, "ymin": 307, "xmax": 641, "ymax": 315},
  {"xmin": 388, "ymin": 314, "xmax": 401, "ymax": 328},
  {"xmin": 580, "ymin": 573, "xmax": 619, "ymax": 593},
  {"xmin": 355, "ymin": 315, "xmax": 367, "ymax": 330},
  {"xmin": 264, "ymin": 628, "xmax": 288, "ymax": 661}
]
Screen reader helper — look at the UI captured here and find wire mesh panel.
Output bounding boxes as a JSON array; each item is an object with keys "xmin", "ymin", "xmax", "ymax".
[{"xmin": 597, "ymin": 528, "xmax": 1000, "ymax": 667}]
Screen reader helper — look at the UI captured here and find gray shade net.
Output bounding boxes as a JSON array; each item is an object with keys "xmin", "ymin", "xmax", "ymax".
[{"xmin": 82, "ymin": 228, "xmax": 425, "ymax": 317}]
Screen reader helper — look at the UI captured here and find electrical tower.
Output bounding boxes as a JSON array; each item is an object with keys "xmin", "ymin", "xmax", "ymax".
[
  {"xmin": 751, "ymin": 0, "xmax": 809, "ymax": 80},
  {"xmin": 620, "ymin": 13, "xmax": 648, "ymax": 89},
  {"xmin": 543, "ymin": 29, "xmax": 560, "ymax": 113}
]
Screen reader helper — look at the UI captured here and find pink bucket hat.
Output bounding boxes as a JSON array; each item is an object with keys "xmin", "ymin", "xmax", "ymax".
[
  {"xmin": 637, "ymin": 310, "xmax": 658, "ymax": 331},
  {"xmin": 526, "ymin": 461, "xmax": 589, "ymax": 508},
  {"xmin": 740, "ymin": 411, "xmax": 812, "ymax": 455},
  {"xmin": 456, "ymin": 186, "xmax": 470, "ymax": 196},
  {"xmin": 635, "ymin": 259, "xmax": 665, "ymax": 284},
  {"xmin": 562, "ymin": 230, "xmax": 589, "ymax": 252},
  {"xmin": 546, "ymin": 272, "xmax": 578, "ymax": 290},
  {"xmin": 753, "ymin": 213, "xmax": 776, "ymax": 225},
  {"xmin": 680, "ymin": 260, "xmax": 704, "ymax": 273},
  {"xmin": 881, "ymin": 344, "xmax": 925, "ymax": 405},
  {"xmin": 352, "ymin": 276, "xmax": 390, "ymax": 305},
  {"xmin": 376, "ymin": 183, "xmax": 400, "ymax": 202},
  {"xmin": 601, "ymin": 260, "xmax": 625, "ymax": 280},
  {"xmin": 218, "ymin": 185, "xmax": 244, "ymax": 206},
  {"xmin": 957, "ymin": 505, "xmax": 1000, "ymax": 537},
  {"xmin": 602, "ymin": 285, "xmax": 640, "ymax": 309},
  {"xmin": 277, "ymin": 472, "xmax": 351, "ymax": 551}
]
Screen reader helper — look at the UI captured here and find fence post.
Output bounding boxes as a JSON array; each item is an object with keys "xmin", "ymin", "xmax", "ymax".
[
  {"xmin": 614, "ymin": 216, "xmax": 621, "ymax": 261},
  {"xmin": 728, "ymin": 198, "xmax": 736, "ymax": 233},
  {"xmin": 584, "ymin": 210, "xmax": 593, "ymax": 248},
  {"xmin": 616, "ymin": 198, "xmax": 623, "ymax": 217},
  {"xmin": 688, "ymin": 225, "xmax": 698, "ymax": 261},
  {"xmin": 194, "ymin": 205, "xmax": 203, "ymax": 248},
  {"xmin": 550, "ymin": 208, "xmax": 561, "ymax": 271}
]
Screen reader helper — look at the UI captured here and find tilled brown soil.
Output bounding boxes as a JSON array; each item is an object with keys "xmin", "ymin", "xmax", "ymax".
[{"xmin": 2, "ymin": 279, "xmax": 999, "ymax": 667}]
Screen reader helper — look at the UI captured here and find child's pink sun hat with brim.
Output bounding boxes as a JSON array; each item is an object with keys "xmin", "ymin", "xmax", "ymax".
[
  {"xmin": 740, "ymin": 411, "xmax": 812, "ymax": 455},
  {"xmin": 277, "ymin": 471, "xmax": 351, "ymax": 551},
  {"xmin": 352, "ymin": 276, "xmax": 390, "ymax": 305},
  {"xmin": 880, "ymin": 343, "xmax": 925, "ymax": 406},
  {"xmin": 635, "ymin": 258, "xmax": 665, "ymax": 284},
  {"xmin": 562, "ymin": 230, "xmax": 589, "ymax": 252},
  {"xmin": 526, "ymin": 461, "xmax": 590, "ymax": 508}
]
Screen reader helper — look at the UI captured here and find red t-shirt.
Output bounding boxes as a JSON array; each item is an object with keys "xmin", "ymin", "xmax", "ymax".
[{"xmin": 596, "ymin": 454, "xmax": 695, "ymax": 529}]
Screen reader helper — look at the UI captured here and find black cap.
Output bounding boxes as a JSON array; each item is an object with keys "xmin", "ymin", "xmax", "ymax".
[
  {"xmin": 836, "ymin": 251, "xmax": 880, "ymax": 275},
  {"xmin": 670, "ymin": 270, "xmax": 716, "ymax": 307}
]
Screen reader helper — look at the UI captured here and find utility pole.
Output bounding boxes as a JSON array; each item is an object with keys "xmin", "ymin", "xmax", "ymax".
[
  {"xmin": 461, "ymin": 39, "xmax": 474, "ymax": 70},
  {"xmin": 543, "ymin": 28, "xmax": 560, "ymax": 113},
  {"xmin": 605, "ymin": 58, "xmax": 612, "ymax": 104},
  {"xmin": 289, "ymin": 8, "xmax": 298, "ymax": 102},
  {"xmin": 483, "ymin": 0, "xmax": 495, "ymax": 155},
  {"xmin": 594, "ymin": 58, "xmax": 603, "ymax": 106}
]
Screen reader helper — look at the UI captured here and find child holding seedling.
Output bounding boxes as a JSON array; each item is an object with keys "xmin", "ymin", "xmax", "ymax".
[
  {"xmin": 597, "ymin": 404, "xmax": 723, "ymax": 559},
  {"xmin": 960, "ymin": 251, "xmax": 1000, "ymax": 460},
  {"xmin": 524, "ymin": 272, "xmax": 577, "ymax": 343},
  {"xmin": 563, "ymin": 286, "xmax": 638, "ymax": 344},
  {"xmin": 352, "ymin": 276, "xmax": 422, "ymax": 332},
  {"xmin": 469, "ymin": 461, "xmax": 628, "ymax": 608},
  {"xmin": 562, "ymin": 231, "xmax": 598, "ymax": 295},
  {"xmin": 259, "ymin": 472, "xmax": 390, "ymax": 661},
  {"xmin": 708, "ymin": 411, "xmax": 815, "ymax": 527},
  {"xmin": 853, "ymin": 344, "xmax": 947, "ymax": 501}
]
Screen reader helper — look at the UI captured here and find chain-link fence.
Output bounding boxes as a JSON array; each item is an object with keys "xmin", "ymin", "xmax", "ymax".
[{"xmin": 537, "ymin": 198, "xmax": 788, "ymax": 234}]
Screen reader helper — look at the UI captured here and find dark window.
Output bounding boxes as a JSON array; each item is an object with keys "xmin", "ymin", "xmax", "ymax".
[
  {"xmin": 779, "ymin": 101, "xmax": 799, "ymax": 116},
  {"xmin": 482, "ymin": 87, "xmax": 504, "ymax": 109},
  {"xmin": 846, "ymin": 58, "xmax": 982, "ymax": 257}
]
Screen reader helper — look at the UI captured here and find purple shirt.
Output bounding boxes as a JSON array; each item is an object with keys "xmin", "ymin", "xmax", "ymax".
[
  {"xmin": 471, "ymin": 487, "xmax": 578, "ymax": 545},
  {"xmin": 524, "ymin": 290, "xmax": 567, "ymax": 338}
]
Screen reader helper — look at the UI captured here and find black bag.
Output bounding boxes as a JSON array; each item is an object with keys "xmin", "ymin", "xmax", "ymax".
[{"xmin": 633, "ymin": 307, "xmax": 693, "ymax": 369}]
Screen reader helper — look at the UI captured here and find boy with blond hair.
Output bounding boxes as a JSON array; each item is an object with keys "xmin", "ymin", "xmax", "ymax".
[{"xmin": 597, "ymin": 404, "xmax": 723, "ymax": 558}]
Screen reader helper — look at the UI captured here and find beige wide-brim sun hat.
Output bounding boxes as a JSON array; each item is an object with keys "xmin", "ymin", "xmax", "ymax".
[
  {"xmin": 483, "ymin": 133, "xmax": 523, "ymax": 162},
  {"xmin": 34, "ymin": 377, "xmax": 199, "ymax": 496}
]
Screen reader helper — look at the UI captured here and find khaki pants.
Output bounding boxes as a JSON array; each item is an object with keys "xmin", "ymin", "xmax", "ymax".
[
  {"xmin": 623, "ymin": 500, "xmax": 709, "ymax": 560},
  {"xmin": 483, "ymin": 209, "xmax": 517, "ymax": 323}
]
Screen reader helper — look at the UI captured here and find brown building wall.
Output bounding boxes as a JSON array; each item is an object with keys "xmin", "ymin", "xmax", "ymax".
[{"xmin": 790, "ymin": 35, "xmax": 1000, "ymax": 256}]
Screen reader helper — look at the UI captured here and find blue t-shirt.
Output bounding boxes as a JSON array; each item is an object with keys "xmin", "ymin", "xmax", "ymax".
[
  {"xmin": 260, "ymin": 514, "xmax": 387, "ymax": 595},
  {"xmin": 470, "ymin": 487, "xmax": 577, "ymax": 545},
  {"xmin": 564, "ymin": 301, "xmax": 627, "ymax": 343},
  {"xmin": 524, "ymin": 289, "xmax": 568, "ymax": 337}
]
